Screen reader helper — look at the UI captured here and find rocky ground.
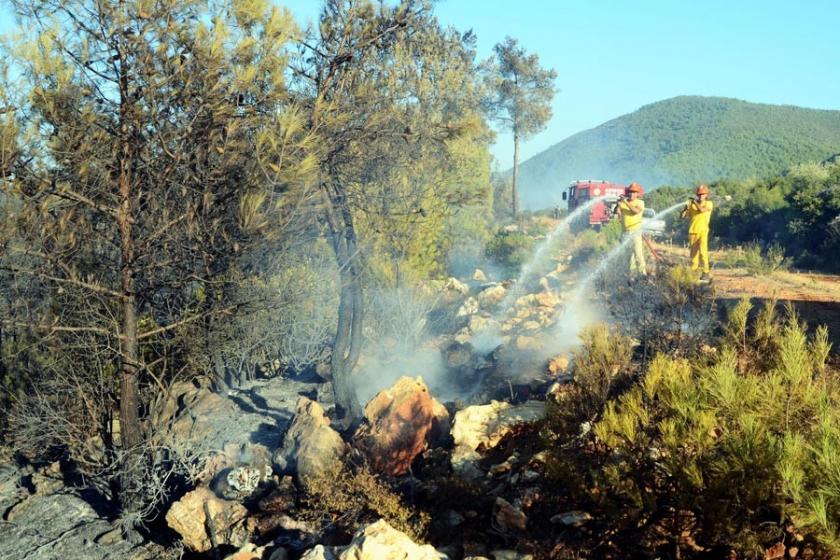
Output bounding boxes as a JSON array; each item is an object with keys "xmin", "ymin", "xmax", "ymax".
[{"xmin": 0, "ymin": 249, "xmax": 583, "ymax": 560}]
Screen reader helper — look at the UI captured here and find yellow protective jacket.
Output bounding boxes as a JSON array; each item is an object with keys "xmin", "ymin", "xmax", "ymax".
[
  {"xmin": 684, "ymin": 199, "xmax": 713, "ymax": 235},
  {"xmin": 617, "ymin": 199, "xmax": 645, "ymax": 231}
]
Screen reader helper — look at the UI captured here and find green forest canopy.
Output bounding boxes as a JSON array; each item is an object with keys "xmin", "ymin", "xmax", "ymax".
[{"xmin": 516, "ymin": 96, "xmax": 840, "ymax": 209}]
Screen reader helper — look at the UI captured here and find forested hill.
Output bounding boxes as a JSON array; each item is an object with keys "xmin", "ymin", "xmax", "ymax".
[{"xmin": 517, "ymin": 96, "xmax": 840, "ymax": 209}]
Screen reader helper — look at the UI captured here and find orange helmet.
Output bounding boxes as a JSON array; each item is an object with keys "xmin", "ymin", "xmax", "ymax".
[
  {"xmin": 696, "ymin": 184, "xmax": 709, "ymax": 196},
  {"xmin": 626, "ymin": 182, "xmax": 643, "ymax": 195}
]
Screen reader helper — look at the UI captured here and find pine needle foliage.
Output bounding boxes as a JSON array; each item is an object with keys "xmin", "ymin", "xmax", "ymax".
[{"xmin": 587, "ymin": 303, "xmax": 840, "ymax": 556}]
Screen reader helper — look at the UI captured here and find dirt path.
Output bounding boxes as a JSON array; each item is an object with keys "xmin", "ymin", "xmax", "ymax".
[{"xmin": 655, "ymin": 242, "xmax": 840, "ymax": 349}]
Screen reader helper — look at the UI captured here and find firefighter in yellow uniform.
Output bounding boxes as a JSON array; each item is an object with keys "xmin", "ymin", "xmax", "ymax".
[
  {"xmin": 681, "ymin": 184, "xmax": 713, "ymax": 280},
  {"xmin": 614, "ymin": 182, "xmax": 647, "ymax": 276}
]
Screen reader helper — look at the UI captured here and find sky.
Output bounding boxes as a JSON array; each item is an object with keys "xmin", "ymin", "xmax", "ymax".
[{"xmin": 2, "ymin": 0, "xmax": 838, "ymax": 169}]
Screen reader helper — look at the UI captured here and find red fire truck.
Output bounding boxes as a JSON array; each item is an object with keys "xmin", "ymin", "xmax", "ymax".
[{"xmin": 561, "ymin": 180, "xmax": 630, "ymax": 227}]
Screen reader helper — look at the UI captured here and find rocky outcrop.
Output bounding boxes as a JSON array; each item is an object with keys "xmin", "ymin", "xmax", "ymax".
[
  {"xmin": 154, "ymin": 374, "xmax": 324, "ymax": 482},
  {"xmin": 272, "ymin": 398, "xmax": 345, "ymax": 487},
  {"xmin": 299, "ymin": 519, "xmax": 447, "ymax": 559},
  {"xmin": 0, "ymin": 492, "xmax": 151, "ymax": 559},
  {"xmin": 165, "ymin": 487, "xmax": 250, "ymax": 552},
  {"xmin": 451, "ymin": 400, "xmax": 546, "ymax": 476},
  {"xmin": 0, "ymin": 462, "xmax": 25, "ymax": 514},
  {"xmin": 477, "ymin": 284, "xmax": 507, "ymax": 309},
  {"xmin": 355, "ymin": 377, "xmax": 449, "ymax": 476}
]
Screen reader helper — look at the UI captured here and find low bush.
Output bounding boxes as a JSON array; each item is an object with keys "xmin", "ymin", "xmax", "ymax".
[
  {"xmin": 302, "ymin": 462, "xmax": 430, "ymax": 541},
  {"xmin": 718, "ymin": 242, "xmax": 791, "ymax": 275},
  {"xmin": 607, "ymin": 264, "xmax": 717, "ymax": 359},
  {"xmin": 485, "ymin": 230, "xmax": 536, "ymax": 270},
  {"xmin": 546, "ymin": 300, "xmax": 838, "ymax": 557}
]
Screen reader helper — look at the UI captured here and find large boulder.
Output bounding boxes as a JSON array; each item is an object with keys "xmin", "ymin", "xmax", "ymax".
[
  {"xmin": 451, "ymin": 401, "xmax": 546, "ymax": 476},
  {"xmin": 153, "ymin": 374, "xmax": 323, "ymax": 482},
  {"xmin": 477, "ymin": 284, "xmax": 507, "ymax": 309},
  {"xmin": 355, "ymin": 377, "xmax": 449, "ymax": 476},
  {"xmin": 165, "ymin": 487, "xmax": 250, "ymax": 552},
  {"xmin": 0, "ymin": 463, "xmax": 25, "ymax": 513},
  {"xmin": 444, "ymin": 277, "xmax": 470, "ymax": 296},
  {"xmin": 535, "ymin": 291, "xmax": 561, "ymax": 309},
  {"xmin": 272, "ymin": 398, "xmax": 345, "ymax": 487},
  {"xmin": 0, "ymin": 493, "xmax": 146, "ymax": 559},
  {"xmin": 299, "ymin": 519, "xmax": 447, "ymax": 560}
]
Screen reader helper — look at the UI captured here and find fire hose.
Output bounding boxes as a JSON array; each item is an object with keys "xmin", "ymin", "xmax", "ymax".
[{"xmin": 642, "ymin": 234, "xmax": 662, "ymax": 262}]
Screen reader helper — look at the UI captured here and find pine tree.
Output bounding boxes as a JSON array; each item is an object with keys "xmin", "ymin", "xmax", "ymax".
[{"xmin": 487, "ymin": 36, "xmax": 556, "ymax": 218}]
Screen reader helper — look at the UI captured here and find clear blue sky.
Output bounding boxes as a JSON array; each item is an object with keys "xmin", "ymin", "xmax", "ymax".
[{"xmin": 3, "ymin": 1, "xmax": 838, "ymax": 169}]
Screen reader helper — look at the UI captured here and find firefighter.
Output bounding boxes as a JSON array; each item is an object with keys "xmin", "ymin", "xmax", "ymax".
[
  {"xmin": 680, "ymin": 184, "xmax": 714, "ymax": 280},
  {"xmin": 613, "ymin": 182, "xmax": 647, "ymax": 276}
]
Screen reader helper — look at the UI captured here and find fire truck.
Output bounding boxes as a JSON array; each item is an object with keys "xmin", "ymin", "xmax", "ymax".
[{"xmin": 561, "ymin": 180, "xmax": 629, "ymax": 228}]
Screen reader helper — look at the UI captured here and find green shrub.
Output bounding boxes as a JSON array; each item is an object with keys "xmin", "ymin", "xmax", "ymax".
[
  {"xmin": 601, "ymin": 218, "xmax": 624, "ymax": 249},
  {"xmin": 719, "ymin": 242, "xmax": 791, "ymax": 275},
  {"xmin": 303, "ymin": 463, "xmax": 430, "ymax": 540},
  {"xmin": 587, "ymin": 304, "xmax": 839, "ymax": 556},
  {"xmin": 485, "ymin": 230, "xmax": 536, "ymax": 270}
]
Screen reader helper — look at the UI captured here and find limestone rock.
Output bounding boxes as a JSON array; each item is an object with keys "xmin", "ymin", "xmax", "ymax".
[
  {"xmin": 550, "ymin": 510, "xmax": 592, "ymax": 527},
  {"xmin": 0, "ymin": 463, "xmax": 24, "ymax": 512},
  {"xmin": 442, "ymin": 341, "xmax": 474, "ymax": 368},
  {"xmin": 547, "ymin": 354, "xmax": 570, "ymax": 376},
  {"xmin": 31, "ymin": 460, "xmax": 64, "ymax": 496},
  {"xmin": 451, "ymin": 400, "xmax": 545, "ymax": 475},
  {"xmin": 272, "ymin": 398, "xmax": 345, "ymax": 487},
  {"xmin": 355, "ymin": 377, "xmax": 448, "ymax": 476},
  {"xmin": 0, "ymin": 493, "xmax": 141, "ymax": 559},
  {"xmin": 457, "ymin": 297, "xmax": 479, "ymax": 317},
  {"xmin": 521, "ymin": 320, "xmax": 540, "ymax": 332},
  {"xmin": 493, "ymin": 497, "xmax": 527, "ymax": 532},
  {"xmin": 478, "ymin": 285, "xmax": 507, "ymax": 309},
  {"xmin": 535, "ymin": 291, "xmax": 560, "ymax": 308},
  {"xmin": 300, "ymin": 519, "xmax": 447, "ymax": 559},
  {"xmin": 473, "ymin": 268, "xmax": 488, "ymax": 282},
  {"xmin": 153, "ymin": 375, "xmax": 323, "ymax": 482},
  {"xmin": 514, "ymin": 335, "xmax": 539, "ymax": 350},
  {"xmin": 444, "ymin": 277, "xmax": 470, "ymax": 296},
  {"xmin": 515, "ymin": 294, "xmax": 537, "ymax": 308},
  {"xmin": 165, "ymin": 487, "xmax": 250, "ymax": 552},
  {"xmin": 225, "ymin": 543, "xmax": 268, "ymax": 560},
  {"xmin": 468, "ymin": 314, "xmax": 490, "ymax": 333}
]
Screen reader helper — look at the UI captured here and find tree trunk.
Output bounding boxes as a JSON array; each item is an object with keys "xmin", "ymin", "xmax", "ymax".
[
  {"xmin": 324, "ymin": 185, "xmax": 363, "ymax": 427},
  {"xmin": 118, "ymin": 131, "xmax": 141, "ymax": 451},
  {"xmin": 512, "ymin": 130, "xmax": 520, "ymax": 219},
  {"xmin": 117, "ymin": 47, "xmax": 141, "ymax": 453}
]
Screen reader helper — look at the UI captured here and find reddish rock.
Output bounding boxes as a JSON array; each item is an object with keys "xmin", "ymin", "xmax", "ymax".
[
  {"xmin": 355, "ymin": 377, "xmax": 449, "ymax": 476},
  {"xmin": 765, "ymin": 542, "xmax": 786, "ymax": 560}
]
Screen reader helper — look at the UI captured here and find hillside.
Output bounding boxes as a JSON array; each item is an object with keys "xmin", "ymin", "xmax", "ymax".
[{"xmin": 518, "ymin": 96, "xmax": 840, "ymax": 209}]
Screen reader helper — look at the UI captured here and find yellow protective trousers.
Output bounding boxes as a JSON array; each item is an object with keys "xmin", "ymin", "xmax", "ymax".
[
  {"xmin": 689, "ymin": 232, "xmax": 710, "ymax": 273},
  {"xmin": 625, "ymin": 230, "xmax": 647, "ymax": 276}
]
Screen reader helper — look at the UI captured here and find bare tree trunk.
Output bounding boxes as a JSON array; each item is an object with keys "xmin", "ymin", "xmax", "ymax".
[
  {"xmin": 118, "ymin": 126, "xmax": 141, "ymax": 451},
  {"xmin": 512, "ymin": 130, "xmax": 520, "ymax": 219},
  {"xmin": 117, "ymin": 48, "xmax": 141, "ymax": 453},
  {"xmin": 324, "ymin": 185, "xmax": 363, "ymax": 427}
]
